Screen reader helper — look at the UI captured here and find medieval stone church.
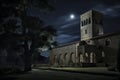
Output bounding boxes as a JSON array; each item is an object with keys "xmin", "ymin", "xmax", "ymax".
[{"xmin": 50, "ymin": 10, "xmax": 120, "ymax": 68}]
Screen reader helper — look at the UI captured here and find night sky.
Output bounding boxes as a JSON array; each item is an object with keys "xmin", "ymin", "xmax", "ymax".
[{"xmin": 30, "ymin": 0, "xmax": 120, "ymax": 56}]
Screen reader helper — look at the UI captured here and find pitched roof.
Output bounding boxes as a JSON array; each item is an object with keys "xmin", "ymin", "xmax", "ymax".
[
  {"xmin": 90, "ymin": 31, "xmax": 120, "ymax": 40},
  {"xmin": 53, "ymin": 41, "xmax": 80, "ymax": 49}
]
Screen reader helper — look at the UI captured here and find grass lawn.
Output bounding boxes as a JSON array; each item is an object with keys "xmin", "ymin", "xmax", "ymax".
[
  {"xmin": 36, "ymin": 66, "xmax": 120, "ymax": 75},
  {"xmin": 50, "ymin": 67, "xmax": 108, "ymax": 72}
]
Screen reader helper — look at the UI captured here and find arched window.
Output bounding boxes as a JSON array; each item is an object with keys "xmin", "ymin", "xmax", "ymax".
[
  {"xmin": 88, "ymin": 18, "xmax": 91, "ymax": 24},
  {"xmin": 102, "ymin": 51, "xmax": 105, "ymax": 57},
  {"xmin": 58, "ymin": 54, "xmax": 62, "ymax": 64},
  {"xmin": 80, "ymin": 54, "xmax": 83, "ymax": 62},
  {"xmin": 85, "ymin": 29, "xmax": 87, "ymax": 34},
  {"xmin": 85, "ymin": 53, "xmax": 89, "ymax": 63},
  {"xmin": 72, "ymin": 53, "xmax": 75, "ymax": 63},
  {"xmin": 70, "ymin": 52, "xmax": 75, "ymax": 63},
  {"xmin": 84, "ymin": 20, "xmax": 86, "ymax": 26},
  {"xmin": 86, "ymin": 19, "xmax": 88, "ymax": 25},
  {"xmin": 54, "ymin": 55, "xmax": 58, "ymax": 63},
  {"xmin": 60, "ymin": 54, "xmax": 63, "ymax": 60},
  {"xmin": 105, "ymin": 39, "xmax": 111, "ymax": 46},
  {"xmin": 85, "ymin": 53, "xmax": 88, "ymax": 57},
  {"xmin": 85, "ymin": 19, "xmax": 87, "ymax": 25},
  {"xmin": 82, "ymin": 21, "xmax": 84, "ymax": 26}
]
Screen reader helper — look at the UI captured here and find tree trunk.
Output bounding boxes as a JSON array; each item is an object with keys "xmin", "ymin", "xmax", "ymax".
[
  {"xmin": 24, "ymin": 41, "xmax": 35, "ymax": 72},
  {"xmin": 24, "ymin": 52, "xmax": 32, "ymax": 71},
  {"xmin": 117, "ymin": 39, "xmax": 120, "ymax": 72},
  {"xmin": 21, "ymin": 0, "xmax": 32, "ymax": 72},
  {"xmin": 23, "ymin": 40, "xmax": 32, "ymax": 71}
]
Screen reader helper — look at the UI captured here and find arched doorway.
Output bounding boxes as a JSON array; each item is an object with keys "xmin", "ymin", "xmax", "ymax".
[
  {"xmin": 71, "ymin": 53, "xmax": 75, "ymax": 63},
  {"xmin": 54, "ymin": 55, "xmax": 58, "ymax": 63},
  {"xmin": 101, "ymin": 51, "xmax": 105, "ymax": 63},
  {"xmin": 90, "ymin": 52, "xmax": 96, "ymax": 63},
  {"xmin": 63, "ymin": 53, "xmax": 67, "ymax": 64},
  {"xmin": 69, "ymin": 52, "xmax": 75, "ymax": 65},
  {"xmin": 80, "ymin": 54, "xmax": 83, "ymax": 63},
  {"xmin": 102, "ymin": 51, "xmax": 105, "ymax": 58},
  {"xmin": 85, "ymin": 53, "xmax": 89, "ymax": 63},
  {"xmin": 58, "ymin": 54, "xmax": 63, "ymax": 65}
]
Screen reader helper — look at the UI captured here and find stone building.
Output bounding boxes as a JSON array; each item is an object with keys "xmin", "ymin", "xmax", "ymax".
[{"xmin": 50, "ymin": 10, "xmax": 120, "ymax": 68}]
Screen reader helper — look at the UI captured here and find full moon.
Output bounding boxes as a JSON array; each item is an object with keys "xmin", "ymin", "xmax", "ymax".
[{"xmin": 70, "ymin": 14, "xmax": 75, "ymax": 19}]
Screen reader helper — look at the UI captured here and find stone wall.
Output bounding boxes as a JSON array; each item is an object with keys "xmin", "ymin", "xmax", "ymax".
[
  {"xmin": 50, "ymin": 42, "xmax": 79, "ymax": 67},
  {"xmin": 94, "ymin": 35, "xmax": 120, "ymax": 67}
]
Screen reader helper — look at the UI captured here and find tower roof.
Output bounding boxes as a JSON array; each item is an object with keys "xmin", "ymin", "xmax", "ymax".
[{"xmin": 81, "ymin": 10, "xmax": 102, "ymax": 16}]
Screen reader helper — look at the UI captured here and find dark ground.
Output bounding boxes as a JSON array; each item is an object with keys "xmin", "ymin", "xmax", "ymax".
[{"xmin": 0, "ymin": 69, "xmax": 119, "ymax": 80}]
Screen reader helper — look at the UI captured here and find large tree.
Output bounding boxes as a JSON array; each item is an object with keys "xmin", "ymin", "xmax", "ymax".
[{"xmin": 0, "ymin": 0, "xmax": 56, "ymax": 71}]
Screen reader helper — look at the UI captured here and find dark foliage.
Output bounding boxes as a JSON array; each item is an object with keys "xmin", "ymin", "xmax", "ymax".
[{"xmin": 0, "ymin": 0, "xmax": 56, "ymax": 71}]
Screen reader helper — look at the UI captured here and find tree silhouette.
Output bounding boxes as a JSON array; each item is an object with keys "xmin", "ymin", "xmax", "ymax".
[
  {"xmin": 0, "ymin": 0, "xmax": 56, "ymax": 71},
  {"xmin": 117, "ymin": 39, "xmax": 120, "ymax": 72}
]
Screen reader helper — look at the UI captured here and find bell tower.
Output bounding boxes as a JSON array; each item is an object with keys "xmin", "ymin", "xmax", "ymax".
[{"xmin": 80, "ymin": 10, "xmax": 104, "ymax": 41}]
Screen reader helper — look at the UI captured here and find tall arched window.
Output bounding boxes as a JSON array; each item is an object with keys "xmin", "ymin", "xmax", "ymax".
[
  {"xmin": 86, "ymin": 19, "xmax": 88, "ymax": 25},
  {"xmin": 84, "ymin": 20, "xmax": 86, "ymax": 26},
  {"xmin": 85, "ymin": 53, "xmax": 89, "ymax": 63},
  {"xmin": 82, "ymin": 21, "xmax": 84, "ymax": 26},
  {"xmin": 72, "ymin": 53, "xmax": 75, "ymax": 63},
  {"xmin": 88, "ymin": 18, "xmax": 91, "ymax": 24}
]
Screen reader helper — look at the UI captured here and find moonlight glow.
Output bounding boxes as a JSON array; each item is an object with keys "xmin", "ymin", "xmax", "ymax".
[{"xmin": 70, "ymin": 14, "xmax": 75, "ymax": 19}]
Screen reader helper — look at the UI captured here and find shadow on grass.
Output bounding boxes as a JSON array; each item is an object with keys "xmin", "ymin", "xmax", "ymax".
[
  {"xmin": 0, "ymin": 77, "xmax": 17, "ymax": 80},
  {"xmin": 0, "ymin": 70, "xmax": 32, "ymax": 80},
  {"xmin": 0, "ymin": 70, "xmax": 32, "ymax": 76}
]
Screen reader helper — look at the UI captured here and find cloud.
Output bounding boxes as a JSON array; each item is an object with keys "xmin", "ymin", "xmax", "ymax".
[
  {"xmin": 55, "ymin": 16, "xmax": 80, "ymax": 45},
  {"xmin": 60, "ymin": 20, "xmax": 79, "ymax": 29},
  {"xmin": 56, "ymin": 34, "xmax": 79, "ymax": 44},
  {"xmin": 99, "ymin": 0, "xmax": 120, "ymax": 5},
  {"xmin": 41, "ymin": 50, "xmax": 50, "ymax": 57},
  {"xmin": 93, "ymin": 4, "xmax": 120, "ymax": 17},
  {"xmin": 51, "ymin": 13, "xmax": 79, "ymax": 28}
]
